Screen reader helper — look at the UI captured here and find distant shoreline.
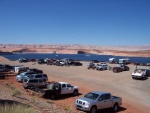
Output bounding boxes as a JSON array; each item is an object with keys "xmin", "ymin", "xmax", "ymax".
[
  {"xmin": 0, "ymin": 52, "xmax": 13, "ymax": 55},
  {"xmin": 0, "ymin": 51, "xmax": 150, "ymax": 58},
  {"xmin": 0, "ymin": 44, "xmax": 150, "ymax": 58}
]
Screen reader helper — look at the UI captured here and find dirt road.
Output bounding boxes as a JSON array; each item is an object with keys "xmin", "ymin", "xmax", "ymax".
[{"xmin": 1, "ymin": 59, "xmax": 150, "ymax": 113}]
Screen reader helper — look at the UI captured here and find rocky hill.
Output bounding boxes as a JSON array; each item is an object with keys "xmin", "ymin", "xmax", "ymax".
[{"xmin": 0, "ymin": 44, "xmax": 150, "ymax": 57}]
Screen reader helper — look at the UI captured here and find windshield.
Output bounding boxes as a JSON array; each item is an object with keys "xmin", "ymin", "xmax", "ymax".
[
  {"xmin": 20, "ymin": 73, "xmax": 25, "ymax": 76},
  {"xmin": 84, "ymin": 92, "xmax": 99, "ymax": 100},
  {"xmin": 135, "ymin": 69, "xmax": 145, "ymax": 73}
]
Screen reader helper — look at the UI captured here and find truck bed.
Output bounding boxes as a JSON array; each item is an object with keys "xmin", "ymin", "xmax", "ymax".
[
  {"xmin": 28, "ymin": 82, "xmax": 61, "ymax": 99},
  {"xmin": 112, "ymin": 96, "xmax": 120, "ymax": 99}
]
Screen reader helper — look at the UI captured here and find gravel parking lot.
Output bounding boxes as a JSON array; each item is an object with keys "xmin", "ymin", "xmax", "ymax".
[{"xmin": 1, "ymin": 59, "xmax": 150, "ymax": 113}]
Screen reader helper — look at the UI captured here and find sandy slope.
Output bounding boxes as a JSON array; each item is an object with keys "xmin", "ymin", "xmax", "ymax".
[{"xmin": 0, "ymin": 56, "xmax": 9, "ymax": 61}]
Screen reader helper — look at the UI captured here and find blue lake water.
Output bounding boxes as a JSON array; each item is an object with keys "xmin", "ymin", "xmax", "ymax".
[{"xmin": 1, "ymin": 53, "xmax": 150, "ymax": 63}]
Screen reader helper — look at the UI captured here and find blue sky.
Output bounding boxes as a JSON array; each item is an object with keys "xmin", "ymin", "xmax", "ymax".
[{"xmin": 0, "ymin": 0, "xmax": 150, "ymax": 46}]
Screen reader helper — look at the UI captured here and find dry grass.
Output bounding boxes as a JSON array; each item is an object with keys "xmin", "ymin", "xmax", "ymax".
[{"xmin": 0, "ymin": 104, "xmax": 37, "ymax": 113}]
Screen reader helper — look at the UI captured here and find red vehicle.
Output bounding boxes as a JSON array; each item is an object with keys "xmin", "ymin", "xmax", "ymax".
[
  {"xmin": 112, "ymin": 67, "xmax": 123, "ymax": 73},
  {"xmin": 30, "ymin": 59, "xmax": 37, "ymax": 62},
  {"xmin": 113, "ymin": 64, "xmax": 130, "ymax": 73},
  {"xmin": 47, "ymin": 59, "xmax": 56, "ymax": 65}
]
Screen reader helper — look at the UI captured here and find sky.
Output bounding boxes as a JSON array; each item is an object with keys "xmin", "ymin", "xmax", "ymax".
[{"xmin": 0, "ymin": 0, "xmax": 150, "ymax": 46}]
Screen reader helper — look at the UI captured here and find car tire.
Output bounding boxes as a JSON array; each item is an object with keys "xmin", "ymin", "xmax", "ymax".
[
  {"xmin": 55, "ymin": 84, "xmax": 60, "ymax": 90},
  {"xmin": 23, "ymin": 86, "xmax": 28, "ymax": 89},
  {"xmin": 113, "ymin": 103, "xmax": 119, "ymax": 112},
  {"xmin": 50, "ymin": 94, "xmax": 55, "ymax": 100},
  {"xmin": 73, "ymin": 90, "xmax": 78, "ymax": 96},
  {"xmin": 90, "ymin": 106, "xmax": 97, "ymax": 113}
]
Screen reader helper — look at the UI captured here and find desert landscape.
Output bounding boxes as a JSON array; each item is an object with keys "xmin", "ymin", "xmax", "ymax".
[
  {"xmin": 0, "ymin": 44, "xmax": 150, "ymax": 113},
  {"xmin": 0, "ymin": 56, "xmax": 150, "ymax": 113},
  {"xmin": 0, "ymin": 44, "xmax": 150, "ymax": 57},
  {"xmin": 1, "ymin": 0, "xmax": 149, "ymax": 112}
]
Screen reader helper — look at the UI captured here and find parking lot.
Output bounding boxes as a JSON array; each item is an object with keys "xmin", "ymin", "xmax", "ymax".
[{"xmin": 1, "ymin": 60, "xmax": 150, "ymax": 113}]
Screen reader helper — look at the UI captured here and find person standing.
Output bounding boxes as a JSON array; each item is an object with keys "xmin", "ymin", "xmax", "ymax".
[{"xmin": 136, "ymin": 65, "xmax": 137, "ymax": 69}]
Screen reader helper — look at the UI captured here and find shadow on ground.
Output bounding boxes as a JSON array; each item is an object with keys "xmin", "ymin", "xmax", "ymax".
[
  {"xmin": 0, "ymin": 99, "xmax": 30, "ymax": 107},
  {"xmin": 96, "ymin": 106, "xmax": 127, "ymax": 113},
  {"xmin": 133, "ymin": 77, "xmax": 148, "ymax": 81},
  {"xmin": 54, "ymin": 93, "xmax": 83, "ymax": 100}
]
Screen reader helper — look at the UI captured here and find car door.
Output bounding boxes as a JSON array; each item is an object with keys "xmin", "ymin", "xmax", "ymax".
[
  {"xmin": 60, "ymin": 84, "xmax": 68, "ymax": 94},
  {"xmin": 66, "ymin": 84, "xmax": 74, "ymax": 94},
  {"xmin": 28, "ymin": 79, "xmax": 38, "ymax": 87},
  {"xmin": 97, "ymin": 95, "xmax": 105, "ymax": 109},
  {"xmin": 35, "ymin": 74, "xmax": 42, "ymax": 79},
  {"xmin": 102, "ymin": 94, "xmax": 112, "ymax": 109},
  {"xmin": 97, "ymin": 94, "xmax": 112, "ymax": 109},
  {"xmin": 38, "ymin": 79, "xmax": 45, "ymax": 87}
]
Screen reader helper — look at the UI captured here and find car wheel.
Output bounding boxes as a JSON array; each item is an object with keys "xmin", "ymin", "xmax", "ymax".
[
  {"xmin": 23, "ymin": 86, "xmax": 28, "ymax": 89},
  {"xmin": 55, "ymin": 84, "xmax": 60, "ymax": 90},
  {"xmin": 113, "ymin": 103, "xmax": 119, "ymax": 112},
  {"xmin": 73, "ymin": 90, "xmax": 78, "ymax": 96},
  {"xmin": 90, "ymin": 106, "xmax": 97, "ymax": 113},
  {"xmin": 50, "ymin": 94, "xmax": 55, "ymax": 100}
]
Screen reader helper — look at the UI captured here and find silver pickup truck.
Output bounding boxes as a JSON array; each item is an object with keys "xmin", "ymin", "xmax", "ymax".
[{"xmin": 74, "ymin": 91, "xmax": 122, "ymax": 113}]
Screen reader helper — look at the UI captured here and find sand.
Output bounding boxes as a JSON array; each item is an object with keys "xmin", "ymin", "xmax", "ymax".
[{"xmin": 0, "ymin": 57, "xmax": 150, "ymax": 113}]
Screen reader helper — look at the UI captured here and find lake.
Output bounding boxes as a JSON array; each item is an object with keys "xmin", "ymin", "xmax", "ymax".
[{"xmin": 1, "ymin": 53, "xmax": 150, "ymax": 63}]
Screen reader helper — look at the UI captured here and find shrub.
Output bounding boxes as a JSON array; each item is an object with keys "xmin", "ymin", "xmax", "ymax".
[
  {"xmin": 0, "ymin": 104, "xmax": 37, "ymax": 113},
  {"xmin": 10, "ymin": 86, "xmax": 15, "ymax": 90},
  {"xmin": 64, "ymin": 105, "xmax": 74, "ymax": 113},
  {"xmin": 12, "ymin": 89, "xmax": 21, "ymax": 96},
  {"xmin": 5, "ymin": 82, "xmax": 11, "ymax": 87},
  {"xmin": 30, "ymin": 96, "xmax": 39, "ymax": 103}
]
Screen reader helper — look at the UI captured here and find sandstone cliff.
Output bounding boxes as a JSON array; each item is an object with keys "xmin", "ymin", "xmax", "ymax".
[{"xmin": 0, "ymin": 44, "xmax": 150, "ymax": 57}]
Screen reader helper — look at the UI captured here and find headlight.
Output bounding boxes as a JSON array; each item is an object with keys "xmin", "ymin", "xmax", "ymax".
[
  {"xmin": 76, "ymin": 99, "xmax": 78, "ymax": 103},
  {"xmin": 85, "ymin": 102, "xmax": 91, "ymax": 107}
]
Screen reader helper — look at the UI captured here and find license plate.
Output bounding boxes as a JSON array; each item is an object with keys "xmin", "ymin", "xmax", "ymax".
[{"xmin": 77, "ymin": 105, "xmax": 82, "ymax": 108}]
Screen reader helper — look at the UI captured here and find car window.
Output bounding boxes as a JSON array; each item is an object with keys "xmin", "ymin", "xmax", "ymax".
[
  {"xmin": 33, "ymin": 69, "xmax": 36, "ymax": 71},
  {"xmin": 21, "ymin": 73, "xmax": 25, "ymax": 76},
  {"xmin": 29, "ymin": 75, "xmax": 34, "ymax": 78},
  {"xmin": 105, "ymin": 94, "xmax": 111, "ymax": 99},
  {"xmin": 84, "ymin": 92, "xmax": 99, "ymax": 100},
  {"xmin": 99, "ymin": 94, "xmax": 105, "ymax": 100},
  {"xmin": 29, "ymin": 80, "xmax": 38, "ymax": 83},
  {"xmin": 99, "ymin": 94, "xmax": 110, "ymax": 100},
  {"xmin": 43, "ymin": 74, "xmax": 47, "ymax": 77},
  {"xmin": 39, "ymin": 79, "xmax": 44, "ymax": 83},
  {"xmin": 62, "ymin": 84, "xmax": 66, "ymax": 88},
  {"xmin": 67, "ymin": 84, "xmax": 72, "ymax": 87},
  {"xmin": 27, "ymin": 72, "xmax": 35, "ymax": 74},
  {"xmin": 35, "ymin": 75, "xmax": 42, "ymax": 78}
]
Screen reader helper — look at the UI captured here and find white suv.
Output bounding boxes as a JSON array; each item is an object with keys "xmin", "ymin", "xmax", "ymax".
[
  {"xmin": 132, "ymin": 69, "xmax": 146, "ymax": 79},
  {"xmin": 22, "ymin": 78, "xmax": 47, "ymax": 89},
  {"xmin": 27, "ymin": 74, "xmax": 48, "ymax": 81},
  {"xmin": 96, "ymin": 64, "xmax": 108, "ymax": 70}
]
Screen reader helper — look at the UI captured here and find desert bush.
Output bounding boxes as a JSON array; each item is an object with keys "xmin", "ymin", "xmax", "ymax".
[
  {"xmin": 10, "ymin": 86, "xmax": 15, "ymax": 90},
  {"xmin": 12, "ymin": 89, "xmax": 21, "ymax": 96},
  {"xmin": 5, "ymin": 82, "xmax": 11, "ymax": 87},
  {"xmin": 0, "ymin": 104, "xmax": 37, "ymax": 113},
  {"xmin": 64, "ymin": 105, "xmax": 74, "ymax": 113}
]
